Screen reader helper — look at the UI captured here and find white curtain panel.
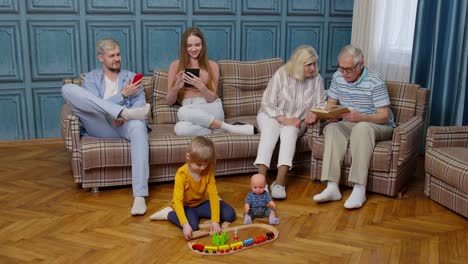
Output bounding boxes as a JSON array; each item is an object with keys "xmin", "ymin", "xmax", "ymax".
[{"xmin": 351, "ymin": 0, "xmax": 418, "ymax": 82}]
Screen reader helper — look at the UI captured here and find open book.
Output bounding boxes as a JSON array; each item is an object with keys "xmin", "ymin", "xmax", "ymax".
[{"xmin": 311, "ymin": 105, "xmax": 350, "ymax": 120}]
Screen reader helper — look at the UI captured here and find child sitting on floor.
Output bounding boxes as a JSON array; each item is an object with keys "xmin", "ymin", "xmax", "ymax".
[
  {"xmin": 244, "ymin": 174, "xmax": 279, "ymax": 225},
  {"xmin": 149, "ymin": 136, "xmax": 236, "ymax": 240}
]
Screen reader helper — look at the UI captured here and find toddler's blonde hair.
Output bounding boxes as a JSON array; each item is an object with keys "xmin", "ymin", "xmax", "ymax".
[{"xmin": 187, "ymin": 136, "xmax": 216, "ymax": 171}]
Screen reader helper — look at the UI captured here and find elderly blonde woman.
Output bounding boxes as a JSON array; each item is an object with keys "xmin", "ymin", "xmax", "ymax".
[{"xmin": 254, "ymin": 45, "xmax": 326, "ymax": 199}]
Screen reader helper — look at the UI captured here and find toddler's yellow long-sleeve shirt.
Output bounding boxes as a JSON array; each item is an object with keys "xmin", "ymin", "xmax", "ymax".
[{"xmin": 172, "ymin": 163, "xmax": 220, "ymax": 226}]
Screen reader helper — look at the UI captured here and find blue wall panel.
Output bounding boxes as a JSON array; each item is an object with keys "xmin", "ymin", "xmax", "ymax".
[
  {"xmin": 287, "ymin": 0, "xmax": 324, "ymax": 16},
  {"xmin": 33, "ymin": 88, "xmax": 64, "ymax": 138},
  {"xmin": 326, "ymin": 23, "xmax": 352, "ymax": 73},
  {"xmin": 242, "ymin": 22, "xmax": 281, "ymax": 60},
  {"xmin": 286, "ymin": 22, "xmax": 323, "ymax": 64},
  {"xmin": 0, "ymin": 0, "xmax": 18, "ymax": 13},
  {"xmin": 142, "ymin": 0, "xmax": 186, "ymax": 14},
  {"xmin": 28, "ymin": 21, "xmax": 81, "ymax": 81},
  {"xmin": 0, "ymin": 90, "xmax": 27, "ymax": 140},
  {"xmin": 27, "ymin": 0, "xmax": 79, "ymax": 14},
  {"xmin": 142, "ymin": 21, "xmax": 185, "ymax": 74},
  {"xmin": 194, "ymin": 21, "xmax": 235, "ymax": 62},
  {"xmin": 0, "ymin": 0, "xmax": 353, "ymax": 140},
  {"xmin": 194, "ymin": 0, "xmax": 235, "ymax": 15},
  {"xmin": 86, "ymin": 0, "xmax": 134, "ymax": 14},
  {"xmin": 0, "ymin": 22, "xmax": 23, "ymax": 82},
  {"xmin": 242, "ymin": 0, "xmax": 280, "ymax": 15}
]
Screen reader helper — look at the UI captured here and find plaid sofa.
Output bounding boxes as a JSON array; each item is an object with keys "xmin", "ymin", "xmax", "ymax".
[
  {"xmin": 60, "ymin": 58, "xmax": 312, "ymax": 190},
  {"xmin": 425, "ymin": 126, "xmax": 468, "ymax": 218},
  {"xmin": 308, "ymin": 82, "xmax": 430, "ymax": 197}
]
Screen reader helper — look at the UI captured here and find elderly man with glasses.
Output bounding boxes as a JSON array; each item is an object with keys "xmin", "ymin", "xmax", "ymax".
[{"xmin": 312, "ymin": 45, "xmax": 395, "ymax": 209}]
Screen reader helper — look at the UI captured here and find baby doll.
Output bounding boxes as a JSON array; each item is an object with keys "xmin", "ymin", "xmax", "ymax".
[{"xmin": 244, "ymin": 174, "xmax": 279, "ymax": 225}]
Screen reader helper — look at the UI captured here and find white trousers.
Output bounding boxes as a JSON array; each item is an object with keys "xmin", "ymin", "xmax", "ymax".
[
  {"xmin": 320, "ymin": 121, "xmax": 394, "ymax": 186},
  {"xmin": 254, "ymin": 112, "xmax": 306, "ymax": 168},
  {"xmin": 62, "ymin": 84, "xmax": 149, "ymax": 197},
  {"xmin": 174, "ymin": 97, "xmax": 225, "ymax": 136}
]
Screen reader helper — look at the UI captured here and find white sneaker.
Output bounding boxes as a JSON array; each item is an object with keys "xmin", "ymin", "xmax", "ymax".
[{"xmin": 270, "ymin": 182, "xmax": 286, "ymax": 199}]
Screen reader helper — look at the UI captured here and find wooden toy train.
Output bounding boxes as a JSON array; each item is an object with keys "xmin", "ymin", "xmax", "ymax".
[
  {"xmin": 192, "ymin": 231, "xmax": 275, "ymax": 254},
  {"xmin": 188, "ymin": 223, "xmax": 279, "ymax": 255}
]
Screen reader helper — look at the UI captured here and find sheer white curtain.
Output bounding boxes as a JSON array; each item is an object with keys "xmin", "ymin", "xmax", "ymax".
[{"xmin": 351, "ymin": 0, "xmax": 418, "ymax": 82}]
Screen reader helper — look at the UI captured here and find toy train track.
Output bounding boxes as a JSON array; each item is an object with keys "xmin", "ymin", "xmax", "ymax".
[{"xmin": 187, "ymin": 223, "xmax": 279, "ymax": 255}]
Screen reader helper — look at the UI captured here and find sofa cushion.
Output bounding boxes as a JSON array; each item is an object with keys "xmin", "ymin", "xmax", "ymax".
[
  {"xmin": 426, "ymin": 147, "xmax": 468, "ymax": 193},
  {"xmin": 219, "ymin": 58, "xmax": 284, "ymax": 118},
  {"xmin": 312, "ymin": 135, "xmax": 393, "ymax": 172},
  {"xmin": 152, "ymin": 69, "xmax": 179, "ymax": 124}
]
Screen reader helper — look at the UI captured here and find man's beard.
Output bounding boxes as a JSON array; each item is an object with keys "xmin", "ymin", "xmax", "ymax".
[
  {"xmin": 105, "ymin": 64, "xmax": 121, "ymax": 73},
  {"xmin": 108, "ymin": 66, "xmax": 120, "ymax": 73}
]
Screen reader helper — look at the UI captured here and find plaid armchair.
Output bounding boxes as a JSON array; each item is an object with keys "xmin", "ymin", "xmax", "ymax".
[
  {"xmin": 308, "ymin": 82, "xmax": 430, "ymax": 197},
  {"xmin": 425, "ymin": 126, "xmax": 468, "ymax": 217}
]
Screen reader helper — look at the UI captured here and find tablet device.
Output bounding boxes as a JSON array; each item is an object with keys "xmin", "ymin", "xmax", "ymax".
[{"xmin": 184, "ymin": 68, "xmax": 200, "ymax": 87}]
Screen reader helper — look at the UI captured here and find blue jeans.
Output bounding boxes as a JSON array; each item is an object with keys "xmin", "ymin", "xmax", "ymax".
[{"xmin": 168, "ymin": 200, "xmax": 236, "ymax": 231}]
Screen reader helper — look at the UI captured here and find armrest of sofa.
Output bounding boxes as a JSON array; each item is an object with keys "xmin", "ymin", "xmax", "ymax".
[
  {"xmin": 60, "ymin": 104, "xmax": 81, "ymax": 152},
  {"xmin": 391, "ymin": 116, "xmax": 424, "ymax": 166},
  {"xmin": 306, "ymin": 120, "xmax": 327, "ymax": 150},
  {"xmin": 426, "ymin": 126, "xmax": 468, "ymax": 150}
]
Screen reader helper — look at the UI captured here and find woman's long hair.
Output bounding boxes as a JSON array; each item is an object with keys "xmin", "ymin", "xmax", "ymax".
[{"xmin": 175, "ymin": 27, "xmax": 215, "ymax": 94}]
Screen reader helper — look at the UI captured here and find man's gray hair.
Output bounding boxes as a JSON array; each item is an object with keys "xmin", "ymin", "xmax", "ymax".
[
  {"xmin": 338, "ymin": 45, "xmax": 364, "ymax": 65},
  {"xmin": 96, "ymin": 38, "xmax": 120, "ymax": 55}
]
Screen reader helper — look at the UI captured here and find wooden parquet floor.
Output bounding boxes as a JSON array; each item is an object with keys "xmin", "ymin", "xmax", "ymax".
[{"xmin": 0, "ymin": 140, "xmax": 466, "ymax": 264}]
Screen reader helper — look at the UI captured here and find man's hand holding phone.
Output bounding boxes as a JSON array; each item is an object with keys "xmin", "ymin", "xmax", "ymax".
[{"xmin": 122, "ymin": 73, "xmax": 143, "ymax": 98}]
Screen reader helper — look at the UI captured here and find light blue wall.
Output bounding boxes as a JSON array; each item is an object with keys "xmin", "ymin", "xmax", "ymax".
[{"xmin": 0, "ymin": 0, "xmax": 353, "ymax": 140}]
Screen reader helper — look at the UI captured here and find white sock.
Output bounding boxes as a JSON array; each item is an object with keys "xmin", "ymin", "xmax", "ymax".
[
  {"xmin": 344, "ymin": 184, "xmax": 367, "ymax": 209},
  {"xmin": 220, "ymin": 122, "xmax": 254, "ymax": 135},
  {"xmin": 269, "ymin": 216, "xmax": 279, "ymax": 225},
  {"xmin": 313, "ymin": 181, "xmax": 342, "ymax": 202},
  {"xmin": 121, "ymin": 103, "xmax": 150, "ymax": 120},
  {"xmin": 149, "ymin": 207, "xmax": 173, "ymax": 221},
  {"xmin": 243, "ymin": 214, "xmax": 252, "ymax": 225},
  {"xmin": 131, "ymin": 196, "xmax": 147, "ymax": 215}
]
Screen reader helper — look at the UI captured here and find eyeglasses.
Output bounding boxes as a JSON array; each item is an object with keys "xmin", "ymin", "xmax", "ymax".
[{"xmin": 338, "ymin": 60, "xmax": 362, "ymax": 74}]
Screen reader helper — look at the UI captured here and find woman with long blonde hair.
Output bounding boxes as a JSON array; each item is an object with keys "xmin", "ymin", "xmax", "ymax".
[{"xmin": 166, "ymin": 27, "xmax": 255, "ymax": 136}]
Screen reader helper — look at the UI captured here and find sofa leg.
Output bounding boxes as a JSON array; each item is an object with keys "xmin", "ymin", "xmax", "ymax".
[
  {"xmin": 90, "ymin": 187, "xmax": 100, "ymax": 194},
  {"xmin": 397, "ymin": 185, "xmax": 408, "ymax": 199}
]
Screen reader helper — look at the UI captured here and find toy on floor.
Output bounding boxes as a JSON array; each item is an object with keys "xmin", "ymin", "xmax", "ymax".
[{"xmin": 188, "ymin": 223, "xmax": 279, "ymax": 255}]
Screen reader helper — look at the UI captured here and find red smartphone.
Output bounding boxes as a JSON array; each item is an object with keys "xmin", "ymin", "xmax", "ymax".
[{"xmin": 132, "ymin": 73, "xmax": 143, "ymax": 84}]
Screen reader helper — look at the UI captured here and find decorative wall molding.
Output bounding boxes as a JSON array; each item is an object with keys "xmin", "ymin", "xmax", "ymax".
[
  {"xmin": 287, "ymin": 0, "xmax": 324, "ymax": 16},
  {"xmin": 0, "ymin": 22, "xmax": 23, "ymax": 82},
  {"xmin": 33, "ymin": 87, "xmax": 64, "ymax": 138},
  {"xmin": 28, "ymin": 21, "xmax": 81, "ymax": 80},
  {"xmin": 27, "ymin": 0, "xmax": 79, "ymax": 14},
  {"xmin": 241, "ymin": 21, "xmax": 281, "ymax": 60},
  {"xmin": 0, "ymin": 90, "xmax": 27, "ymax": 140},
  {"xmin": 242, "ymin": 0, "xmax": 280, "ymax": 15},
  {"xmin": 86, "ymin": 0, "xmax": 133, "ymax": 14},
  {"xmin": 193, "ymin": 21, "xmax": 236, "ymax": 61},
  {"xmin": 142, "ymin": 0, "xmax": 186, "ymax": 14},
  {"xmin": 0, "ymin": 0, "xmax": 19, "ymax": 13},
  {"xmin": 326, "ymin": 22, "xmax": 352, "ymax": 72},
  {"xmin": 142, "ymin": 21, "xmax": 186, "ymax": 74},
  {"xmin": 194, "ymin": 0, "xmax": 235, "ymax": 15}
]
